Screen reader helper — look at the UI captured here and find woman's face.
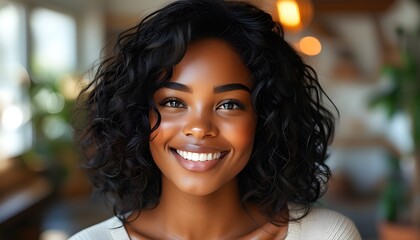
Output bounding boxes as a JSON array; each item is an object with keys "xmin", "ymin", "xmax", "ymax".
[{"xmin": 149, "ymin": 39, "xmax": 257, "ymax": 196}]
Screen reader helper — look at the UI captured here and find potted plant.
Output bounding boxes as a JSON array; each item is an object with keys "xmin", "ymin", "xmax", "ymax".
[{"xmin": 370, "ymin": 1, "xmax": 420, "ymax": 236}]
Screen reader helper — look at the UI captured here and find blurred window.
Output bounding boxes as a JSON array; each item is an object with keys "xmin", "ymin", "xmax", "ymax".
[
  {"xmin": 30, "ymin": 8, "xmax": 77, "ymax": 82},
  {"xmin": 0, "ymin": 2, "xmax": 30, "ymax": 163},
  {"xmin": 0, "ymin": 4, "xmax": 77, "ymax": 165}
]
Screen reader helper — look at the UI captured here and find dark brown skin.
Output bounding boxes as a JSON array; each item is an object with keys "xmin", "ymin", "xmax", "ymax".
[{"xmin": 125, "ymin": 39, "xmax": 288, "ymax": 239}]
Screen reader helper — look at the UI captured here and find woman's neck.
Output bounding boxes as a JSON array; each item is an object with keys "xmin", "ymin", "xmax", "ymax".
[{"xmin": 126, "ymin": 177, "xmax": 273, "ymax": 239}]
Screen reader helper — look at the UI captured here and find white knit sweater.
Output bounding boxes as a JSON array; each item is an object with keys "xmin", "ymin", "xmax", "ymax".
[{"xmin": 69, "ymin": 207, "xmax": 361, "ymax": 240}]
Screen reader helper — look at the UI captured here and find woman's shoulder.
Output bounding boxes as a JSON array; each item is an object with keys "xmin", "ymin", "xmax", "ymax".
[
  {"xmin": 68, "ymin": 217, "xmax": 130, "ymax": 240},
  {"xmin": 287, "ymin": 206, "xmax": 361, "ymax": 240}
]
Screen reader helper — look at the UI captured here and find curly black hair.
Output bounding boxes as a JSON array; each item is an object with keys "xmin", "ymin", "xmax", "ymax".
[{"xmin": 75, "ymin": 0, "xmax": 336, "ymax": 226}]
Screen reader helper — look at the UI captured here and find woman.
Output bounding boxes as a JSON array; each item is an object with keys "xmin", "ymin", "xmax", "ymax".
[{"xmin": 71, "ymin": 0, "xmax": 361, "ymax": 239}]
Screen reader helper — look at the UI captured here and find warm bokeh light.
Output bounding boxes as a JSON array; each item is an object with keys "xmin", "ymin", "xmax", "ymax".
[
  {"xmin": 277, "ymin": 0, "xmax": 301, "ymax": 27},
  {"xmin": 58, "ymin": 74, "xmax": 80, "ymax": 100},
  {"xmin": 298, "ymin": 36, "xmax": 322, "ymax": 56},
  {"xmin": 40, "ymin": 230, "xmax": 69, "ymax": 240},
  {"xmin": 276, "ymin": 0, "xmax": 314, "ymax": 32}
]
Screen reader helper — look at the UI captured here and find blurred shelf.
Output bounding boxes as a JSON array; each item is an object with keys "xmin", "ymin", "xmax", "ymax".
[{"xmin": 313, "ymin": 0, "xmax": 396, "ymax": 13}]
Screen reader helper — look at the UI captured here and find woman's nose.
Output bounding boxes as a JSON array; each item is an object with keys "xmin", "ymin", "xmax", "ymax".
[{"xmin": 182, "ymin": 112, "xmax": 218, "ymax": 139}]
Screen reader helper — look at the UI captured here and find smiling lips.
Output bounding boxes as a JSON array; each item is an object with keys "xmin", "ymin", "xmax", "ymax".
[{"xmin": 176, "ymin": 149, "xmax": 223, "ymax": 162}]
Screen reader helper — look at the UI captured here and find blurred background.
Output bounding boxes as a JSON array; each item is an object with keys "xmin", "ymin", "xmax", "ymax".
[{"xmin": 0, "ymin": 0, "xmax": 419, "ymax": 239}]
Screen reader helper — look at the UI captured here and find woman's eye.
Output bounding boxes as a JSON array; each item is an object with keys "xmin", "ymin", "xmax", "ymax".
[
  {"xmin": 217, "ymin": 101, "xmax": 243, "ymax": 110},
  {"xmin": 160, "ymin": 99, "xmax": 186, "ymax": 108}
]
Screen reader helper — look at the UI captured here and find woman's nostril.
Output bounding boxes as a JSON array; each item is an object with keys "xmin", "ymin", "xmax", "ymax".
[{"xmin": 183, "ymin": 124, "xmax": 218, "ymax": 138}]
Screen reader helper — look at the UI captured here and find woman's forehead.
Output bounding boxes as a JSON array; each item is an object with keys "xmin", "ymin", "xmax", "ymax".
[{"xmin": 170, "ymin": 39, "xmax": 252, "ymax": 88}]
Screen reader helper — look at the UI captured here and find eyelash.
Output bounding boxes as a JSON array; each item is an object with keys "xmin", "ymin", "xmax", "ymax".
[
  {"xmin": 159, "ymin": 98, "xmax": 245, "ymax": 111},
  {"xmin": 217, "ymin": 99, "xmax": 244, "ymax": 110},
  {"xmin": 160, "ymin": 97, "xmax": 187, "ymax": 109}
]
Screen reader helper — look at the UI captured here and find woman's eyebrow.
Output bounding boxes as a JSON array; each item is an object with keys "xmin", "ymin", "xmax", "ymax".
[
  {"xmin": 164, "ymin": 82, "xmax": 192, "ymax": 93},
  {"xmin": 164, "ymin": 82, "xmax": 251, "ymax": 93},
  {"xmin": 214, "ymin": 83, "xmax": 251, "ymax": 93}
]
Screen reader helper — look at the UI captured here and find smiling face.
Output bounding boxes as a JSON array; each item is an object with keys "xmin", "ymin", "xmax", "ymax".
[{"xmin": 149, "ymin": 39, "xmax": 257, "ymax": 196}]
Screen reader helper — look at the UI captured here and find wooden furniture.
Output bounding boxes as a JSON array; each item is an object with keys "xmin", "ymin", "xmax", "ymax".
[{"xmin": 0, "ymin": 159, "xmax": 53, "ymax": 240}]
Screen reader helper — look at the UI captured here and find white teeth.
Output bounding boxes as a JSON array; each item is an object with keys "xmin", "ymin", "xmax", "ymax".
[{"xmin": 176, "ymin": 149, "xmax": 222, "ymax": 162}]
